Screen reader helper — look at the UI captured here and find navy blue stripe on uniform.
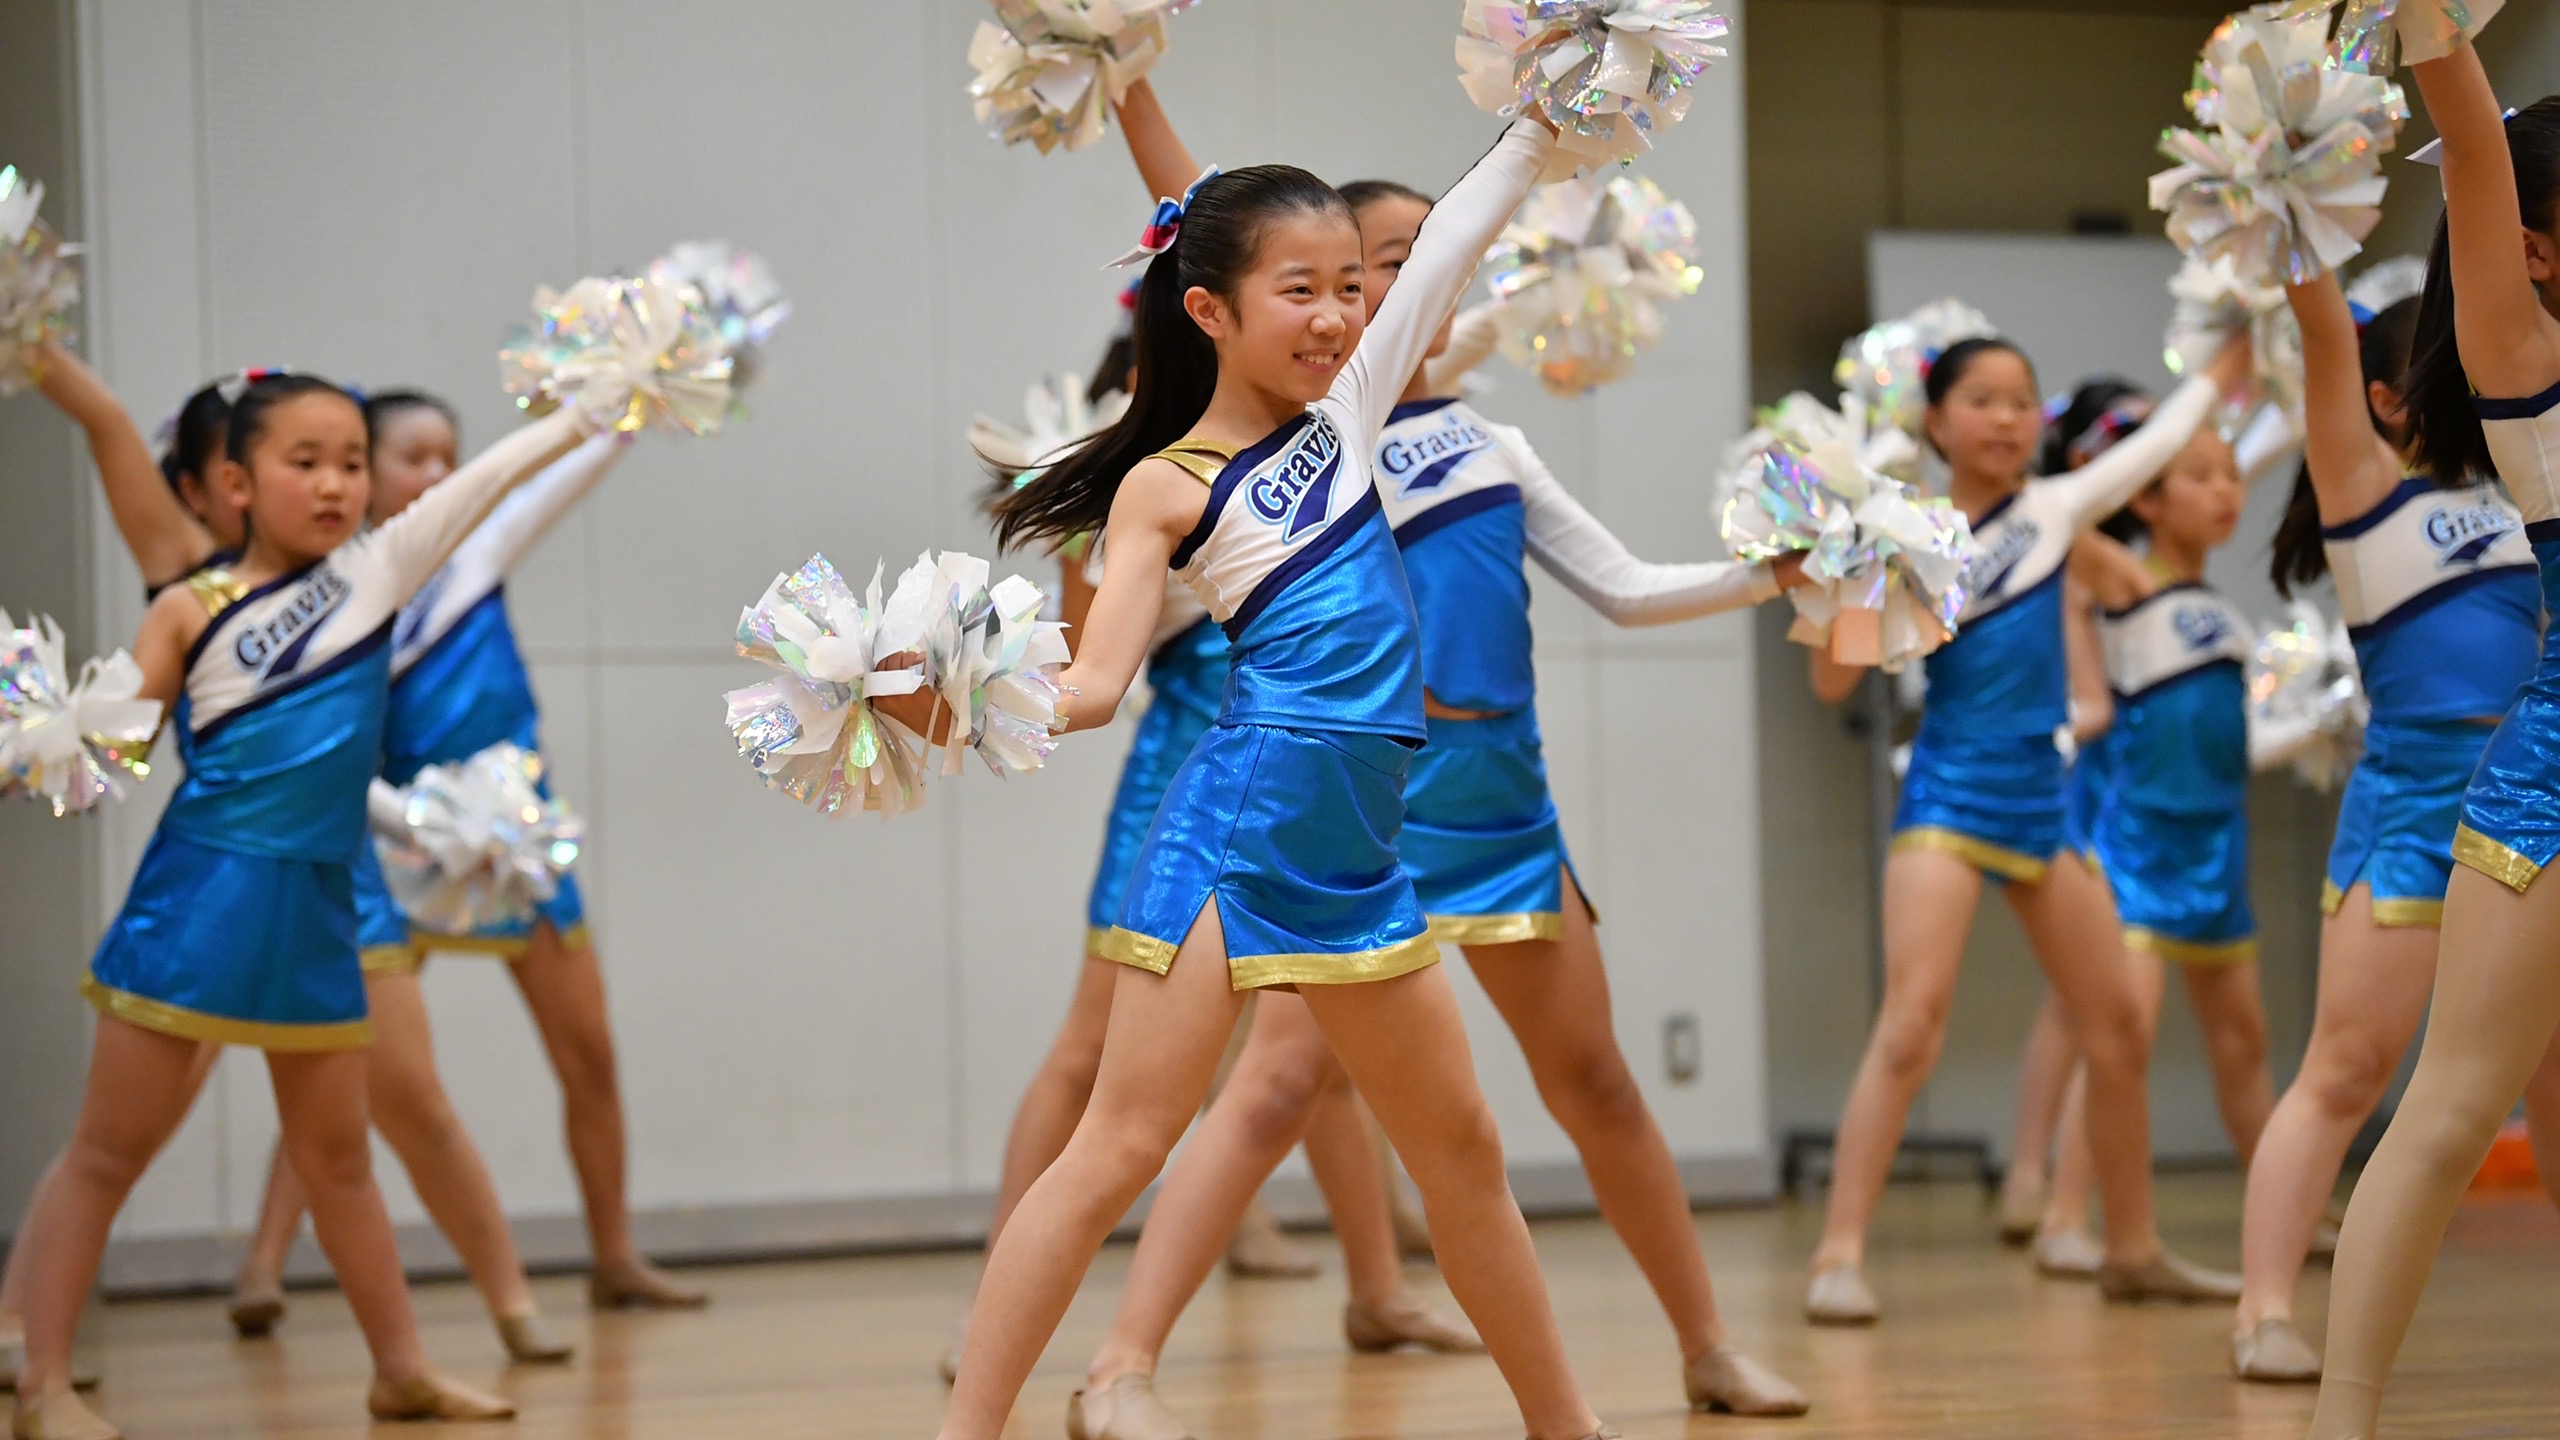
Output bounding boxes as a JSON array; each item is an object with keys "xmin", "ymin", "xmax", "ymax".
[
  {"xmin": 2320, "ymin": 476, "xmax": 2437, "ymax": 541},
  {"xmin": 2475, "ymin": 378, "xmax": 2560, "ymax": 420},
  {"xmin": 2346, "ymin": 562, "xmax": 2540, "ymax": 643},
  {"xmin": 2527, "ymin": 518, "xmax": 2560, "ymax": 546},
  {"xmin": 2098, "ymin": 579, "xmax": 2209, "ymax": 623},
  {"xmin": 191, "ymin": 619, "xmax": 395, "ymax": 743},
  {"xmin": 1225, "ymin": 488, "xmax": 1384, "ymax": 640},
  {"xmin": 1386, "ymin": 396, "xmax": 1460, "ymax": 425},
  {"xmin": 2113, "ymin": 656, "xmax": 2244, "ymax": 706},
  {"xmin": 181, "ymin": 558, "xmax": 324, "ymax": 671},
  {"xmin": 1392, "ymin": 484, "xmax": 1520, "ymax": 549},
  {"xmin": 1170, "ymin": 414, "xmax": 1313, "ymax": 572}
]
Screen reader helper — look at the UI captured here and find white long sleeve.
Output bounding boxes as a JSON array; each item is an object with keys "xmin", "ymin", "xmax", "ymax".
[
  {"xmin": 1509, "ymin": 429, "xmax": 1779, "ymax": 626},
  {"xmin": 2042, "ymin": 375, "xmax": 2219, "ymax": 531},
  {"xmin": 2248, "ymin": 710, "xmax": 2326, "ymax": 774},
  {"xmin": 1335, "ymin": 121, "xmax": 1553, "ymax": 440},
  {"xmin": 1423, "ymin": 300, "xmax": 1505, "ymax": 398},
  {"xmin": 448, "ymin": 430, "xmax": 629, "ymax": 585},
  {"xmin": 352, "ymin": 409, "xmax": 589, "ymax": 604},
  {"xmin": 2233, "ymin": 401, "xmax": 2302, "ymax": 490}
]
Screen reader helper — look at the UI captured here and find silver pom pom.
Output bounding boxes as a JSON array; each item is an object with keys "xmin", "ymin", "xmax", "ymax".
[
  {"xmin": 1833, "ymin": 299, "xmax": 1998, "ymax": 464},
  {"xmin": 647, "ymin": 241, "xmax": 790, "ymax": 396},
  {"xmin": 499, "ymin": 274, "xmax": 736, "ymax": 436},
  {"xmin": 2249, "ymin": 600, "xmax": 2366, "ymax": 790},
  {"xmin": 2266, "ymin": 0, "xmax": 2501, "ymax": 73},
  {"xmin": 1456, "ymin": 1, "xmax": 1730, "ymax": 181},
  {"xmin": 969, "ymin": 369, "xmax": 1131, "ymax": 481},
  {"xmin": 370, "ymin": 744, "xmax": 583, "ymax": 935},
  {"xmin": 2164, "ymin": 253, "xmax": 2304, "ymax": 419},
  {"xmin": 0, "ymin": 166, "xmax": 81, "ymax": 396},
  {"xmin": 0, "ymin": 608, "xmax": 161, "ymax": 816},
  {"xmin": 1480, "ymin": 174, "xmax": 1704, "ymax": 396},
  {"xmin": 967, "ymin": 0, "xmax": 1202, "ymax": 155}
]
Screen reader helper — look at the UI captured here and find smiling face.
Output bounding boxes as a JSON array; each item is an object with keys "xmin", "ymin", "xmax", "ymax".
[
  {"xmin": 367, "ymin": 403, "xmax": 459, "ymax": 523},
  {"xmin": 2133, "ymin": 427, "xmax": 2246, "ymax": 553},
  {"xmin": 1926, "ymin": 348, "xmax": 2043, "ymax": 485},
  {"xmin": 219, "ymin": 391, "xmax": 371, "ymax": 563},
  {"xmin": 1183, "ymin": 209, "xmax": 1368, "ymax": 407}
]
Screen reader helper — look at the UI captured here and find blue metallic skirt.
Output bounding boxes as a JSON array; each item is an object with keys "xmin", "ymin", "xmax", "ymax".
[
  {"xmin": 1099, "ymin": 722, "xmax": 1438, "ymax": 991},
  {"xmin": 2063, "ymin": 739, "xmax": 2112, "ymax": 865},
  {"xmin": 2326, "ymin": 717, "xmax": 2494, "ymax": 926},
  {"xmin": 1891, "ymin": 726, "xmax": 2068, "ymax": 883},
  {"xmin": 1400, "ymin": 709, "xmax": 1580, "ymax": 944},
  {"xmin": 86, "ymin": 831, "xmax": 373, "ymax": 1051},
  {"xmin": 2096, "ymin": 801, "xmax": 2255, "ymax": 963},
  {"xmin": 2455, "ymin": 539, "xmax": 2560, "ymax": 895},
  {"xmin": 1085, "ymin": 645, "xmax": 1228, "ymax": 944}
]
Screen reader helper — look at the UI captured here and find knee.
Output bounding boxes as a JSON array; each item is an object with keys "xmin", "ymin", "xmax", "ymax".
[
  {"xmin": 1232, "ymin": 1054, "xmax": 1338, "ymax": 1148},
  {"xmin": 548, "ymin": 1019, "xmax": 621, "ymax": 1100},
  {"xmin": 1074, "ymin": 1117, "xmax": 1185, "ymax": 1211},
  {"xmin": 369, "ymin": 1076, "xmax": 465, "ymax": 1158},
  {"xmin": 1871, "ymin": 1007, "xmax": 1950, "ymax": 1087},
  {"xmin": 2207, "ymin": 1010, "xmax": 2271, "ymax": 1075},
  {"xmin": 2304, "ymin": 1036, "xmax": 2399, "ymax": 1120},
  {"xmin": 285, "ymin": 1123, "xmax": 375, "ymax": 1193},
  {"xmin": 61, "ymin": 1127, "xmax": 155, "ymax": 1196},
  {"xmin": 1540, "ymin": 1043, "xmax": 1651, "ymax": 1135},
  {"xmin": 1401, "ymin": 1097, "xmax": 1507, "ymax": 1192}
]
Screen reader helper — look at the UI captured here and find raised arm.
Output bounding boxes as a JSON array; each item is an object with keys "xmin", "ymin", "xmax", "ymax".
[
  {"xmin": 2283, "ymin": 271, "xmax": 2406, "ymax": 522},
  {"xmin": 2066, "ymin": 531, "xmax": 2156, "ymax": 614},
  {"xmin": 1114, "ymin": 78, "xmax": 1204, "ymax": 208},
  {"xmin": 2231, "ymin": 400, "xmax": 2302, "ymax": 490},
  {"xmin": 1048, "ymin": 461, "xmax": 1198, "ymax": 732},
  {"xmin": 2044, "ymin": 372, "xmax": 2221, "ymax": 530},
  {"xmin": 1422, "ymin": 299, "xmax": 1504, "ymax": 398},
  {"xmin": 33, "ymin": 343, "xmax": 218, "ymax": 587},
  {"xmin": 357, "ymin": 409, "xmax": 589, "ymax": 603},
  {"xmin": 1512, "ymin": 432, "xmax": 1786, "ymax": 625},
  {"xmin": 446, "ymin": 429, "xmax": 629, "ymax": 584},
  {"xmin": 1339, "ymin": 121, "xmax": 1554, "ymax": 437},
  {"xmin": 2412, "ymin": 44, "xmax": 2560, "ymax": 399}
]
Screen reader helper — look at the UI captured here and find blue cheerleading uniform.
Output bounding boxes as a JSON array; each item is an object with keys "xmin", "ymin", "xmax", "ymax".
[
  {"xmin": 1893, "ymin": 377, "xmax": 2221, "ymax": 881},
  {"xmin": 1373, "ymin": 397, "xmax": 1776, "ymax": 942},
  {"xmin": 1083, "ymin": 588, "xmax": 1231, "ymax": 948},
  {"xmin": 2316, "ymin": 474, "xmax": 2536, "ymax": 924},
  {"xmin": 2088, "ymin": 583, "xmax": 2259, "ymax": 963},
  {"xmin": 1097, "ymin": 119, "xmax": 1554, "ymax": 990},
  {"xmin": 85, "ymin": 411, "xmax": 591, "ymax": 1048},
  {"xmin": 354, "ymin": 431, "xmax": 627, "ymax": 971},
  {"xmin": 2453, "ymin": 385, "xmax": 2560, "ymax": 893}
]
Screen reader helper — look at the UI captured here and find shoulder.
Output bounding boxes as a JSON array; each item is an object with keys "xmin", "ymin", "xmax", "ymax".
[
  {"xmin": 141, "ymin": 574, "xmax": 219, "ymax": 657},
  {"xmin": 1114, "ymin": 456, "xmax": 1214, "ymax": 534}
]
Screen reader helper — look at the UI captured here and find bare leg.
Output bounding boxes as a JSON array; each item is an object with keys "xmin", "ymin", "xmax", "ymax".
[
  {"xmin": 2003, "ymin": 995, "xmax": 2076, "ymax": 1236},
  {"xmin": 2521, "ymin": 1027, "xmax": 2560, "ymax": 1214},
  {"xmin": 2310, "ymin": 865, "xmax": 2560, "ymax": 1439},
  {"xmin": 262, "ymin": 1048, "xmax": 433, "ymax": 1383},
  {"xmin": 1297, "ymin": 1075, "xmax": 1412, "ymax": 1310},
  {"xmin": 2234, "ymin": 890, "xmax": 2437, "ymax": 1333},
  {"xmin": 2043, "ymin": 944, "xmax": 2167, "ymax": 1244},
  {"xmin": 987, "ymin": 955, "xmax": 1119, "ymax": 1246},
  {"xmin": 2182, "ymin": 959, "xmax": 2276, "ymax": 1167},
  {"xmin": 508, "ymin": 924, "xmax": 696, "ymax": 1304},
  {"xmin": 235, "ymin": 1144, "xmax": 305, "ymax": 1299},
  {"xmin": 1814, "ymin": 848, "xmax": 1985, "ymax": 1271}
]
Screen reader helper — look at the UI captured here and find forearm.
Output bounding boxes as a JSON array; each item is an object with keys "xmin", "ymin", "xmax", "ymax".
[
  {"xmin": 463, "ymin": 431, "xmax": 628, "ymax": 581},
  {"xmin": 2053, "ymin": 375, "xmax": 2217, "ymax": 526},
  {"xmin": 1114, "ymin": 78, "xmax": 1201, "ymax": 204},
  {"xmin": 1354, "ymin": 122, "xmax": 1552, "ymax": 423},
  {"xmin": 36, "ymin": 344, "xmax": 214, "ymax": 583},
  {"xmin": 368, "ymin": 410, "xmax": 588, "ymax": 598}
]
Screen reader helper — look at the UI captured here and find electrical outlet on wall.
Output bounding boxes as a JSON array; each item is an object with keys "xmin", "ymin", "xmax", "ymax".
[{"xmin": 1663, "ymin": 1013, "xmax": 1701, "ymax": 1084}]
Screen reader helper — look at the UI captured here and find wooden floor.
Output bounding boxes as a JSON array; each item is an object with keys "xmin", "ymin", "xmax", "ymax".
[{"xmin": 54, "ymin": 1175, "xmax": 2560, "ymax": 1439}]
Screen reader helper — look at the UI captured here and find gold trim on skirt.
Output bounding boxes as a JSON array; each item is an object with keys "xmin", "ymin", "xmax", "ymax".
[
  {"xmin": 1426, "ymin": 912, "xmax": 1564, "ymax": 946},
  {"xmin": 403, "ymin": 921, "xmax": 591, "ymax": 960},
  {"xmin": 1082, "ymin": 926, "xmax": 1115, "ymax": 958},
  {"xmin": 1890, "ymin": 827, "xmax": 2049, "ymax": 884},
  {"xmin": 1094, "ymin": 926, "xmax": 1179, "ymax": 975},
  {"xmin": 360, "ymin": 943, "xmax": 424, "ymax": 976},
  {"xmin": 82, "ymin": 977, "xmax": 374, "ymax": 1052},
  {"xmin": 2124, "ymin": 928, "xmax": 2258, "ymax": 967},
  {"xmin": 2322, "ymin": 879, "xmax": 2446, "ymax": 928},
  {"xmin": 1096, "ymin": 925, "xmax": 1443, "ymax": 992},
  {"xmin": 2453, "ymin": 824, "xmax": 2544, "ymax": 895}
]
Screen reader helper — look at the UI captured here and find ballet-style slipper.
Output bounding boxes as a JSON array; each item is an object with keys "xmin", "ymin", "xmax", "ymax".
[
  {"xmin": 2097, "ymin": 1249, "xmax": 2242, "ymax": 1304},
  {"xmin": 1064, "ymin": 1373, "xmax": 1192, "ymax": 1440},
  {"xmin": 9, "ymin": 1387, "xmax": 120, "ymax": 1440},
  {"xmin": 1343, "ymin": 1297, "xmax": 1484, "ymax": 1354},
  {"xmin": 225, "ymin": 1279, "xmax": 286, "ymax": 1339},
  {"xmin": 496, "ymin": 1312, "xmax": 574, "ymax": 1365},
  {"xmin": 1684, "ymin": 1344, "xmax": 1810, "ymax": 1417},
  {"xmin": 0, "ymin": 1349, "xmax": 98, "ymax": 1395},
  {"xmin": 1804, "ymin": 1264, "xmax": 1878, "ymax": 1326},
  {"xmin": 2309, "ymin": 1219, "xmax": 2340, "ymax": 1264},
  {"xmin": 2231, "ymin": 1317, "xmax": 2323, "ymax": 1383},
  {"xmin": 1996, "ymin": 1177, "xmax": 2045, "ymax": 1246},
  {"xmin": 365, "ymin": 1371, "xmax": 515, "ymax": 1422},
  {"xmin": 1223, "ymin": 1213, "xmax": 1319, "ymax": 1280},
  {"xmin": 588, "ymin": 1260, "xmax": 707, "ymax": 1311},
  {"xmin": 2032, "ymin": 1227, "xmax": 2104, "ymax": 1280}
]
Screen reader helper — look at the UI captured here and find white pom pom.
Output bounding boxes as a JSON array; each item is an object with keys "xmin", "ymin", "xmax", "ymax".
[
  {"xmin": 2149, "ymin": 10, "xmax": 2409, "ymax": 287},
  {"xmin": 2345, "ymin": 254, "xmax": 2429, "ymax": 320},
  {"xmin": 0, "ymin": 166, "xmax": 81, "ymax": 396},
  {"xmin": 1717, "ymin": 397, "xmax": 1978, "ymax": 673},
  {"xmin": 1457, "ymin": 1, "xmax": 1730, "ymax": 181},
  {"xmin": 647, "ymin": 241, "xmax": 790, "ymax": 395},
  {"xmin": 1833, "ymin": 299, "xmax": 1998, "ymax": 464},
  {"xmin": 2164, "ymin": 253, "xmax": 2305, "ymax": 419},
  {"xmin": 370, "ymin": 744, "xmax": 583, "ymax": 934},
  {"xmin": 2249, "ymin": 599, "xmax": 2367, "ymax": 789},
  {"xmin": 2265, "ymin": 0, "xmax": 2502, "ymax": 72},
  {"xmin": 969, "ymin": 369, "xmax": 1131, "ymax": 479},
  {"xmin": 0, "ymin": 607, "xmax": 161, "ymax": 816},
  {"xmin": 968, "ymin": 0, "xmax": 1203, "ymax": 155},
  {"xmin": 499, "ymin": 274, "xmax": 737, "ymax": 436},
  {"xmin": 1479, "ymin": 174, "xmax": 1704, "ymax": 396}
]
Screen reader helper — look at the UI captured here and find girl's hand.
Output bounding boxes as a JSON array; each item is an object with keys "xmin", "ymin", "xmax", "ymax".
[
  {"xmin": 1771, "ymin": 552, "xmax": 1811, "ymax": 592},
  {"xmin": 868, "ymin": 655, "xmax": 960, "ymax": 746},
  {"xmin": 1809, "ymin": 648, "xmax": 1868, "ymax": 705}
]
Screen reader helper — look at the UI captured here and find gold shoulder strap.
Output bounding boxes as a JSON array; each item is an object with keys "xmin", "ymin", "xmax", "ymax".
[
  {"xmin": 185, "ymin": 566, "xmax": 248, "ymax": 622},
  {"xmin": 1151, "ymin": 440, "xmax": 1236, "ymax": 486}
]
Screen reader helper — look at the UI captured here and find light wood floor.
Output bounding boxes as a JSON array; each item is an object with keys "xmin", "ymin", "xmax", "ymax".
[{"xmin": 50, "ymin": 1175, "xmax": 2560, "ymax": 1439}]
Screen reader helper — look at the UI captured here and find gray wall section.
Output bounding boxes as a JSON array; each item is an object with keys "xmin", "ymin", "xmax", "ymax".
[{"xmin": 0, "ymin": 0, "xmax": 96, "ymax": 1239}]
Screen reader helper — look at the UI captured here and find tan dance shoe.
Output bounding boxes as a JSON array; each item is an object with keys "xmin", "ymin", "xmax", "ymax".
[
  {"xmin": 10, "ymin": 1388, "xmax": 119, "ymax": 1440},
  {"xmin": 1997, "ymin": 1175, "xmax": 2045, "ymax": 1246},
  {"xmin": 2309, "ymin": 1218, "xmax": 2341, "ymax": 1264},
  {"xmin": 1343, "ymin": 1297, "xmax": 1484, "ymax": 1354},
  {"xmin": 588, "ymin": 1259, "xmax": 707, "ymax": 1310},
  {"xmin": 1804, "ymin": 1264, "xmax": 1879, "ymax": 1326},
  {"xmin": 2098, "ymin": 1249, "xmax": 2242, "ymax": 1304},
  {"xmin": 1684, "ymin": 1345, "xmax": 1810, "ymax": 1416},
  {"xmin": 0, "ymin": 1348, "xmax": 97, "ymax": 1396},
  {"xmin": 1222, "ymin": 1202, "xmax": 1319, "ymax": 1279},
  {"xmin": 1064, "ymin": 1373, "xmax": 1193, "ymax": 1440},
  {"xmin": 225, "ymin": 1279, "xmax": 286, "ymax": 1338},
  {"xmin": 2231, "ymin": 1317, "xmax": 2323, "ymax": 1383},
  {"xmin": 496, "ymin": 1312, "xmax": 574, "ymax": 1365},
  {"xmin": 366, "ymin": 1371, "xmax": 515, "ymax": 1422},
  {"xmin": 2032, "ymin": 1227, "xmax": 2104, "ymax": 1280}
]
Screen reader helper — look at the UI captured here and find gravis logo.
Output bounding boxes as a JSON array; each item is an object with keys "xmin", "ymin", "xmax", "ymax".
[
  {"xmin": 234, "ymin": 566, "xmax": 352, "ymax": 681},
  {"xmin": 1248, "ymin": 418, "xmax": 1342, "ymax": 543},
  {"xmin": 2422, "ymin": 499, "xmax": 2519, "ymax": 568},
  {"xmin": 1965, "ymin": 517, "xmax": 2040, "ymax": 598},
  {"xmin": 2172, "ymin": 602, "xmax": 2236, "ymax": 652},
  {"xmin": 1380, "ymin": 413, "xmax": 1494, "ymax": 496}
]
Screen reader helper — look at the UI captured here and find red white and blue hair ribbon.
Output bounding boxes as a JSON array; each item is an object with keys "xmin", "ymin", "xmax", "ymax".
[{"xmin": 1108, "ymin": 166, "xmax": 1219, "ymax": 270}]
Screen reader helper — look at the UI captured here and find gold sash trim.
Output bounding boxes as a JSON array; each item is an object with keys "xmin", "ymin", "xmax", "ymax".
[
  {"xmin": 82, "ymin": 976, "xmax": 373, "ymax": 1052},
  {"xmin": 2454, "ymin": 824, "xmax": 2544, "ymax": 895},
  {"xmin": 1890, "ymin": 827, "xmax": 2050, "ymax": 884}
]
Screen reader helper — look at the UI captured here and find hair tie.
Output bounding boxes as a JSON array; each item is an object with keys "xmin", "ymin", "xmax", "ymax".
[
  {"xmin": 1107, "ymin": 166, "xmax": 1220, "ymax": 270},
  {"xmin": 151, "ymin": 366, "xmax": 297, "ymax": 448},
  {"xmin": 2066, "ymin": 398, "xmax": 2152, "ymax": 471}
]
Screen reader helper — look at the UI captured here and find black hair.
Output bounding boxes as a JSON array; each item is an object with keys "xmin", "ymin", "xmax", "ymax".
[
  {"xmin": 1086, "ymin": 336, "xmax": 1136, "ymax": 407},
  {"xmin": 2404, "ymin": 97, "xmax": 2560, "ymax": 491},
  {"xmin": 361, "ymin": 388, "xmax": 459, "ymax": 450},
  {"xmin": 2036, "ymin": 377, "xmax": 2156, "ymax": 541},
  {"xmin": 159, "ymin": 383, "xmax": 234, "ymax": 498},
  {"xmin": 223, "ymin": 373, "xmax": 358, "ymax": 467},
  {"xmin": 1923, "ymin": 335, "xmax": 2034, "ymax": 411},
  {"xmin": 990, "ymin": 165, "xmax": 1355, "ymax": 549},
  {"xmin": 2268, "ymin": 293, "xmax": 2425, "ymax": 596},
  {"xmin": 1337, "ymin": 178, "xmax": 1434, "ymax": 214}
]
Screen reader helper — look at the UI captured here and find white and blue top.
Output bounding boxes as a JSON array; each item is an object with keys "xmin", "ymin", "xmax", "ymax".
[
  {"xmin": 1374, "ymin": 397, "xmax": 1776, "ymax": 714},
  {"xmin": 1167, "ymin": 120, "xmax": 1553, "ymax": 741},
  {"xmin": 1923, "ymin": 376, "xmax": 2221, "ymax": 741},
  {"xmin": 2097, "ymin": 583, "xmax": 2254, "ymax": 813},
  {"xmin": 2320, "ymin": 475, "xmax": 2536, "ymax": 724}
]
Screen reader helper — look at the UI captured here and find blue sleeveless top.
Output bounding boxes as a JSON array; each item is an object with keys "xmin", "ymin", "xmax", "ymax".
[{"xmin": 2321, "ymin": 476, "xmax": 2537, "ymax": 724}]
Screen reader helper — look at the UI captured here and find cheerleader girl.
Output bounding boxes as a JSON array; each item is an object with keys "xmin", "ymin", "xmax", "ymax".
[
  {"xmin": 921, "ymin": 116, "xmax": 1610, "ymax": 1440},
  {"xmin": 1803, "ymin": 333, "xmax": 2251, "ymax": 1324},
  {"xmin": 9, "ymin": 375, "xmax": 590, "ymax": 1439},
  {"xmin": 2230, "ymin": 126, "xmax": 2554, "ymax": 1382},
  {"xmin": 226, "ymin": 388, "xmax": 703, "ymax": 1325},
  {"xmin": 1049, "ymin": 83, "xmax": 1810, "ymax": 1440},
  {"xmin": 2306, "ymin": 64, "xmax": 2560, "ymax": 1437}
]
